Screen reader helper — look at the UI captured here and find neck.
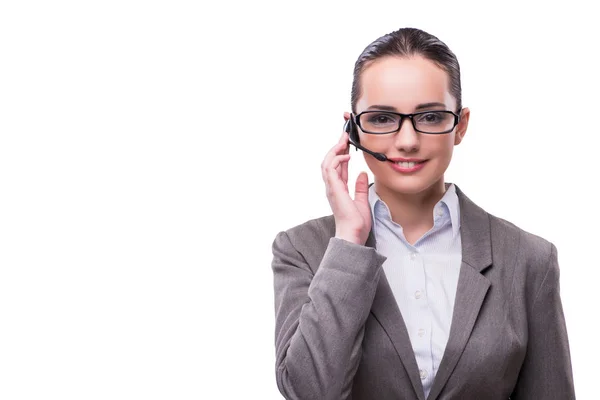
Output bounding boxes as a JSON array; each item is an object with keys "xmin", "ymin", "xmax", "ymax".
[{"xmin": 374, "ymin": 178, "xmax": 448, "ymax": 231}]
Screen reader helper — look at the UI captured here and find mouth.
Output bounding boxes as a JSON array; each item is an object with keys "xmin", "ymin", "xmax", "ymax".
[
  {"xmin": 389, "ymin": 159, "xmax": 429, "ymax": 173},
  {"xmin": 393, "ymin": 160, "xmax": 427, "ymax": 168}
]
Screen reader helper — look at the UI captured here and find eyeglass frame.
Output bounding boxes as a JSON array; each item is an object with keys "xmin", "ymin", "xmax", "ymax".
[{"xmin": 354, "ymin": 109, "xmax": 462, "ymax": 135}]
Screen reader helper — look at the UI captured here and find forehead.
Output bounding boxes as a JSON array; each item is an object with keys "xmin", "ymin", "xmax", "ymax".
[{"xmin": 356, "ymin": 55, "xmax": 455, "ymax": 112}]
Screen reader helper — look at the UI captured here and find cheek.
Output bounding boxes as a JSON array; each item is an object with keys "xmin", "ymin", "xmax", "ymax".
[
  {"xmin": 363, "ymin": 154, "xmax": 387, "ymax": 175},
  {"xmin": 359, "ymin": 134, "xmax": 392, "ymax": 151},
  {"xmin": 422, "ymin": 136, "xmax": 455, "ymax": 166},
  {"xmin": 427, "ymin": 135, "xmax": 455, "ymax": 151}
]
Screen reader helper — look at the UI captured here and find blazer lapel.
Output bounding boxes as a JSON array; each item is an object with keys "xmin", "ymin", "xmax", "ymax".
[
  {"xmin": 367, "ymin": 228, "xmax": 427, "ymax": 400},
  {"xmin": 366, "ymin": 183, "xmax": 493, "ymax": 400},
  {"xmin": 426, "ymin": 184, "xmax": 492, "ymax": 400}
]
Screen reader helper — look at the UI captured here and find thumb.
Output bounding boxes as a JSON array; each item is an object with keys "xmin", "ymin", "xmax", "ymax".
[{"xmin": 354, "ymin": 171, "xmax": 369, "ymax": 204}]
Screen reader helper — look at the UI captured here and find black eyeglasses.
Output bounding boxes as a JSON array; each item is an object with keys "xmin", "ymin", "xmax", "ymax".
[{"xmin": 355, "ymin": 109, "xmax": 461, "ymax": 134}]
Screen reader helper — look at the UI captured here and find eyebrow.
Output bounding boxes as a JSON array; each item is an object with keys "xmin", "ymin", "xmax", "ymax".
[{"xmin": 367, "ymin": 102, "xmax": 447, "ymax": 112}]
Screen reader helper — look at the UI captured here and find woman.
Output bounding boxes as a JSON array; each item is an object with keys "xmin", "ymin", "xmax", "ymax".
[{"xmin": 271, "ymin": 27, "xmax": 575, "ymax": 400}]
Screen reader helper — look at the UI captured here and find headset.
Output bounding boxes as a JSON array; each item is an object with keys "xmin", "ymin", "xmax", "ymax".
[{"xmin": 343, "ymin": 114, "xmax": 389, "ymax": 162}]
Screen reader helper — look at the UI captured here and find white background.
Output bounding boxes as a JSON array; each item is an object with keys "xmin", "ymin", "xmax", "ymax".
[{"xmin": 0, "ymin": 0, "xmax": 597, "ymax": 398}]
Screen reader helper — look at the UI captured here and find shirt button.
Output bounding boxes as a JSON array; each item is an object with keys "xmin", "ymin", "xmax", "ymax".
[
  {"xmin": 436, "ymin": 208, "xmax": 443, "ymax": 217},
  {"xmin": 410, "ymin": 252, "xmax": 416, "ymax": 260},
  {"xmin": 418, "ymin": 328, "xmax": 426, "ymax": 337},
  {"xmin": 414, "ymin": 290, "xmax": 422, "ymax": 299},
  {"xmin": 420, "ymin": 369, "xmax": 428, "ymax": 380}
]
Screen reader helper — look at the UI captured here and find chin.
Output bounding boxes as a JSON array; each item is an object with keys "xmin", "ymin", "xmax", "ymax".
[
  {"xmin": 387, "ymin": 179, "xmax": 436, "ymax": 194},
  {"xmin": 378, "ymin": 172, "xmax": 444, "ymax": 195}
]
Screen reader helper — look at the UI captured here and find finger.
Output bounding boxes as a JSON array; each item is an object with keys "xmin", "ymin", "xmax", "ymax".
[
  {"xmin": 324, "ymin": 153, "xmax": 350, "ymax": 182},
  {"xmin": 325, "ymin": 154, "xmax": 351, "ymax": 190},
  {"xmin": 343, "ymin": 131, "xmax": 350, "ymax": 155},
  {"xmin": 333, "ymin": 132, "xmax": 349, "ymax": 154},
  {"xmin": 340, "ymin": 150, "xmax": 349, "ymax": 184},
  {"xmin": 335, "ymin": 151, "xmax": 348, "ymax": 183},
  {"xmin": 322, "ymin": 151, "xmax": 350, "ymax": 184},
  {"xmin": 322, "ymin": 135, "xmax": 350, "ymax": 171},
  {"xmin": 355, "ymin": 171, "xmax": 369, "ymax": 205},
  {"xmin": 339, "ymin": 131, "xmax": 350, "ymax": 155}
]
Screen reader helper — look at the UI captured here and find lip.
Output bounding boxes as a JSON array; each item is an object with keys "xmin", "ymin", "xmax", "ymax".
[
  {"xmin": 387, "ymin": 157, "xmax": 428, "ymax": 162},
  {"xmin": 389, "ymin": 159, "xmax": 428, "ymax": 173}
]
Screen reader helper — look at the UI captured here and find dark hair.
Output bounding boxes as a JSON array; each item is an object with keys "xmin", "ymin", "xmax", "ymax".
[{"xmin": 351, "ymin": 27, "xmax": 462, "ymax": 114}]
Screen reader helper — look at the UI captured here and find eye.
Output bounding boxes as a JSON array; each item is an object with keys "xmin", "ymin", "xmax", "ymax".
[
  {"xmin": 366, "ymin": 112, "xmax": 397, "ymax": 125},
  {"xmin": 416, "ymin": 112, "xmax": 445, "ymax": 124}
]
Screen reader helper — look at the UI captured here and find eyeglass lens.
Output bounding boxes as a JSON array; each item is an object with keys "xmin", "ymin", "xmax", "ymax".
[{"xmin": 359, "ymin": 111, "xmax": 455, "ymax": 134}]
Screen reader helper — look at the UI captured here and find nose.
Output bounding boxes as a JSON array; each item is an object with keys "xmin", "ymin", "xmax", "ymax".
[{"xmin": 393, "ymin": 117, "xmax": 420, "ymax": 153}]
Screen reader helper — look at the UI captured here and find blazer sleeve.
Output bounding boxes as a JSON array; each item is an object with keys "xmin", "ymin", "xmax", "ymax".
[
  {"xmin": 511, "ymin": 243, "xmax": 576, "ymax": 399},
  {"xmin": 271, "ymin": 231, "xmax": 387, "ymax": 400}
]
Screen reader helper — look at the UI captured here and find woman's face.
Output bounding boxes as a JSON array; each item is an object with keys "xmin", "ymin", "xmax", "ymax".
[{"xmin": 355, "ymin": 55, "xmax": 470, "ymax": 195}]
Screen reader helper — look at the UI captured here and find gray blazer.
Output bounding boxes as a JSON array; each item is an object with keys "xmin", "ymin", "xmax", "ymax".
[{"xmin": 271, "ymin": 183, "xmax": 575, "ymax": 400}]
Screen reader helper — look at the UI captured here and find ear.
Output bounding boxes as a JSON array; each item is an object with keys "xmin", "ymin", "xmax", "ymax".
[{"xmin": 454, "ymin": 107, "xmax": 470, "ymax": 145}]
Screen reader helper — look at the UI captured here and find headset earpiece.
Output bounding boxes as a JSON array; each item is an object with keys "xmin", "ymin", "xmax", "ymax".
[{"xmin": 344, "ymin": 114, "xmax": 360, "ymax": 147}]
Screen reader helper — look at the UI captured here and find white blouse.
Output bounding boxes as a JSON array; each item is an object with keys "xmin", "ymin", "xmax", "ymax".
[{"xmin": 368, "ymin": 182, "xmax": 462, "ymax": 399}]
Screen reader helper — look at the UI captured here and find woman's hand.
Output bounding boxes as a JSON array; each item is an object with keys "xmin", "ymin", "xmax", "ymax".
[{"xmin": 321, "ymin": 113, "xmax": 372, "ymax": 245}]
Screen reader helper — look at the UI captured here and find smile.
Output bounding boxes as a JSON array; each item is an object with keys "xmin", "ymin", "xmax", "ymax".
[
  {"xmin": 396, "ymin": 161, "xmax": 424, "ymax": 168},
  {"xmin": 390, "ymin": 160, "xmax": 428, "ymax": 173}
]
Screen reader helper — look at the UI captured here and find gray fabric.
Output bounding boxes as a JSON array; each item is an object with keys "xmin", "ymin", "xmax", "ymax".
[{"xmin": 271, "ymin": 184, "xmax": 575, "ymax": 400}]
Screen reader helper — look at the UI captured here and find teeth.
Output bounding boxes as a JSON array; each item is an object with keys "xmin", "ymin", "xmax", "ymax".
[{"xmin": 397, "ymin": 161, "xmax": 422, "ymax": 168}]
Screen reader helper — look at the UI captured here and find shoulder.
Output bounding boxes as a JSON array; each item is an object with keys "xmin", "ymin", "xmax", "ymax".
[
  {"xmin": 489, "ymin": 212, "xmax": 554, "ymax": 259},
  {"xmin": 273, "ymin": 214, "xmax": 335, "ymax": 243},
  {"xmin": 455, "ymin": 183, "xmax": 554, "ymax": 267},
  {"xmin": 487, "ymin": 211, "xmax": 557, "ymax": 291},
  {"xmin": 271, "ymin": 214, "xmax": 336, "ymax": 267}
]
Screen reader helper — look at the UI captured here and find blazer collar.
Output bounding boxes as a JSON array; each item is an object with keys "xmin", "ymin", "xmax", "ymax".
[
  {"xmin": 365, "ymin": 183, "xmax": 492, "ymax": 400},
  {"xmin": 368, "ymin": 182, "xmax": 461, "ymax": 239},
  {"xmin": 365, "ymin": 182, "xmax": 491, "ymax": 271}
]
